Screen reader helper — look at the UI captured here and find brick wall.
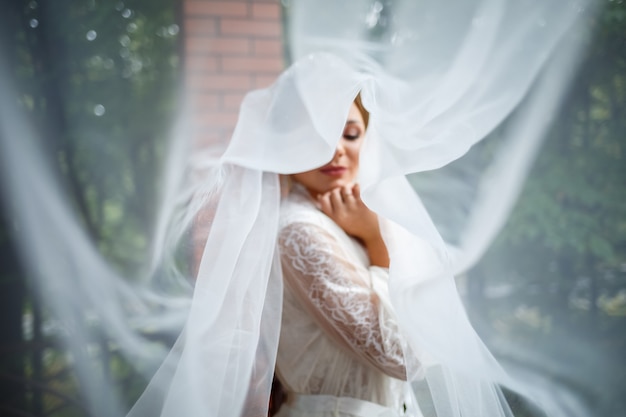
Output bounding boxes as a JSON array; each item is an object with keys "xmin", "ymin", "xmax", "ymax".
[
  {"xmin": 184, "ymin": 0, "xmax": 285, "ymax": 269},
  {"xmin": 184, "ymin": 0, "xmax": 285, "ymax": 148}
]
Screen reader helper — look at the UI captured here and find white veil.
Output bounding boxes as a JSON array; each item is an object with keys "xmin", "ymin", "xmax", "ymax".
[
  {"xmin": 131, "ymin": 0, "xmax": 594, "ymax": 415},
  {"xmin": 0, "ymin": 1, "xmax": 599, "ymax": 417}
]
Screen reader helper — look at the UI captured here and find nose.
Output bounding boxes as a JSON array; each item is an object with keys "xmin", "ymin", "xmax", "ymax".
[{"xmin": 334, "ymin": 140, "xmax": 346, "ymax": 158}]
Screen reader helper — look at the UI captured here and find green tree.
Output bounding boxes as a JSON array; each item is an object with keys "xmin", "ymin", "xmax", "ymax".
[
  {"xmin": 0, "ymin": 0, "xmax": 182, "ymax": 415},
  {"xmin": 471, "ymin": 3, "xmax": 626, "ymax": 416}
]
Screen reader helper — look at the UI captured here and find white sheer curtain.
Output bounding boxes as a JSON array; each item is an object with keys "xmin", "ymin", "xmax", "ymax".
[{"xmin": 0, "ymin": 1, "xmax": 596, "ymax": 417}]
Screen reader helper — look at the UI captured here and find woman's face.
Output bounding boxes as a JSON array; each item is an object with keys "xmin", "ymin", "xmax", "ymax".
[{"xmin": 292, "ymin": 102, "xmax": 366, "ymax": 197}]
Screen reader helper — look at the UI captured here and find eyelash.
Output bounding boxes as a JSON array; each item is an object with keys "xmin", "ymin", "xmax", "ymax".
[{"xmin": 343, "ymin": 129, "xmax": 361, "ymax": 141}]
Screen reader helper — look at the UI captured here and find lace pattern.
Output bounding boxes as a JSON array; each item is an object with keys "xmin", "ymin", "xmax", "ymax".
[{"xmin": 278, "ymin": 219, "xmax": 417, "ymax": 381}]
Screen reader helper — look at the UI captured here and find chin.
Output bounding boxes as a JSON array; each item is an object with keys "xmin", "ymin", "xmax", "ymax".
[{"xmin": 326, "ymin": 180, "xmax": 349, "ymax": 191}]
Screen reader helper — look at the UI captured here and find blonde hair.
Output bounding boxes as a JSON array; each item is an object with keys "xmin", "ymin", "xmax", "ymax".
[{"xmin": 353, "ymin": 93, "xmax": 369, "ymax": 130}]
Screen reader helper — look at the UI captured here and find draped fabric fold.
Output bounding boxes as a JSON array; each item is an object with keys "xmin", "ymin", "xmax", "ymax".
[
  {"xmin": 130, "ymin": 1, "xmax": 593, "ymax": 416},
  {"xmin": 129, "ymin": 168, "xmax": 282, "ymax": 417},
  {"xmin": 0, "ymin": 1, "xmax": 601, "ymax": 417}
]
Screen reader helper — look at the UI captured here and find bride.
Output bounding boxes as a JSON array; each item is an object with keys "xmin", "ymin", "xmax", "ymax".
[
  {"xmin": 0, "ymin": 1, "xmax": 594, "ymax": 416},
  {"xmin": 128, "ymin": 25, "xmax": 590, "ymax": 410},
  {"xmin": 274, "ymin": 95, "xmax": 422, "ymax": 416}
]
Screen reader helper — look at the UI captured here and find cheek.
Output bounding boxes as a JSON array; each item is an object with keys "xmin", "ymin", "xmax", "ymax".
[
  {"xmin": 347, "ymin": 142, "xmax": 362, "ymax": 166},
  {"xmin": 292, "ymin": 170, "xmax": 321, "ymax": 189},
  {"xmin": 292, "ymin": 172, "xmax": 311, "ymax": 184}
]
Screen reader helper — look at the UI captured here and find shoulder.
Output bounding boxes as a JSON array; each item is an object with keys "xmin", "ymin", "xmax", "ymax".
[
  {"xmin": 279, "ymin": 187, "xmax": 326, "ymax": 230},
  {"xmin": 278, "ymin": 189, "xmax": 346, "ymax": 251}
]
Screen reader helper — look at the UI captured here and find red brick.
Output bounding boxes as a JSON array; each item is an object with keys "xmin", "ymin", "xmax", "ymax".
[
  {"xmin": 185, "ymin": 18, "xmax": 218, "ymax": 36},
  {"xmin": 252, "ymin": 39, "xmax": 283, "ymax": 57},
  {"xmin": 193, "ymin": 126, "xmax": 234, "ymax": 145},
  {"xmin": 193, "ymin": 206, "xmax": 217, "ymax": 235},
  {"xmin": 185, "ymin": 1, "xmax": 248, "ymax": 17},
  {"xmin": 219, "ymin": 18, "xmax": 281, "ymax": 38},
  {"xmin": 186, "ymin": 37, "xmax": 251, "ymax": 55},
  {"xmin": 222, "ymin": 92, "xmax": 247, "ymax": 110},
  {"xmin": 251, "ymin": 3, "xmax": 281, "ymax": 20},
  {"xmin": 192, "ymin": 127, "xmax": 225, "ymax": 143},
  {"xmin": 194, "ymin": 111, "xmax": 239, "ymax": 128},
  {"xmin": 190, "ymin": 93, "xmax": 220, "ymax": 111},
  {"xmin": 221, "ymin": 56, "xmax": 283, "ymax": 74},
  {"xmin": 253, "ymin": 75, "xmax": 277, "ymax": 89},
  {"xmin": 188, "ymin": 73, "xmax": 254, "ymax": 91},
  {"xmin": 186, "ymin": 55, "xmax": 219, "ymax": 72}
]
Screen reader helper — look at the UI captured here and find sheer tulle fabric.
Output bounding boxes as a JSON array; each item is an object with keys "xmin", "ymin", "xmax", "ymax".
[
  {"xmin": 131, "ymin": 0, "xmax": 591, "ymax": 412},
  {"xmin": 0, "ymin": 1, "xmax": 593, "ymax": 417},
  {"xmin": 129, "ymin": 168, "xmax": 283, "ymax": 417}
]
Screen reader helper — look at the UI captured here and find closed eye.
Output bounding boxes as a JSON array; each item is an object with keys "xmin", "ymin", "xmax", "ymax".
[{"xmin": 343, "ymin": 126, "xmax": 362, "ymax": 141}]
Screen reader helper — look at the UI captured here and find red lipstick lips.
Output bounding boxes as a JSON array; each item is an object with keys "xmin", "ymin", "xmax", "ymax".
[{"xmin": 319, "ymin": 166, "xmax": 347, "ymax": 177}]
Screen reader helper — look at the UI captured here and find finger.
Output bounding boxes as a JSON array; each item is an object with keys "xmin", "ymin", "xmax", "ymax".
[
  {"xmin": 318, "ymin": 192, "xmax": 332, "ymax": 215},
  {"xmin": 342, "ymin": 184, "xmax": 354, "ymax": 199},
  {"xmin": 342, "ymin": 184, "xmax": 356, "ymax": 207},
  {"xmin": 353, "ymin": 183, "xmax": 362, "ymax": 202},
  {"xmin": 330, "ymin": 187, "xmax": 344, "ymax": 210}
]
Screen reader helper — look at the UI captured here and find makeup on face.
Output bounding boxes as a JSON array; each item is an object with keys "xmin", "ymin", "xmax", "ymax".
[{"xmin": 291, "ymin": 102, "xmax": 367, "ymax": 197}]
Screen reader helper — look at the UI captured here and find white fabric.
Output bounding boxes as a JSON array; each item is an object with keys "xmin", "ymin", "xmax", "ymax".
[
  {"xmin": 0, "ymin": 1, "xmax": 594, "ymax": 417},
  {"xmin": 0, "ymin": 0, "xmax": 603, "ymax": 417},
  {"xmin": 276, "ymin": 184, "xmax": 421, "ymax": 414},
  {"xmin": 275, "ymin": 394, "xmax": 411, "ymax": 417},
  {"xmin": 130, "ymin": 18, "xmax": 590, "ymax": 412}
]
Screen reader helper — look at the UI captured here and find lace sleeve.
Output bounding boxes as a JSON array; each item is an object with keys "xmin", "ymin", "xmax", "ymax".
[{"xmin": 278, "ymin": 221, "xmax": 420, "ymax": 381}]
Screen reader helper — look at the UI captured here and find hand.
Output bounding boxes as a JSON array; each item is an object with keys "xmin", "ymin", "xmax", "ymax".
[
  {"xmin": 317, "ymin": 184, "xmax": 379, "ymax": 241},
  {"xmin": 317, "ymin": 184, "xmax": 389, "ymax": 267}
]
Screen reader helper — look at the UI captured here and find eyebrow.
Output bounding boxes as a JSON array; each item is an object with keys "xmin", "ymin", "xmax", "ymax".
[{"xmin": 345, "ymin": 120, "xmax": 363, "ymax": 125}]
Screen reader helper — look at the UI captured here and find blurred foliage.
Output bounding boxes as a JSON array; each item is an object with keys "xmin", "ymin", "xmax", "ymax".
[
  {"xmin": 8, "ymin": 0, "xmax": 182, "ymax": 274},
  {"xmin": 0, "ymin": 0, "xmax": 181, "ymax": 415},
  {"xmin": 469, "ymin": 2, "xmax": 626, "ymax": 416}
]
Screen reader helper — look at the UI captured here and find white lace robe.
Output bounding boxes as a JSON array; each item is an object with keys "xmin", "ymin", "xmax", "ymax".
[{"xmin": 275, "ymin": 185, "xmax": 421, "ymax": 416}]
